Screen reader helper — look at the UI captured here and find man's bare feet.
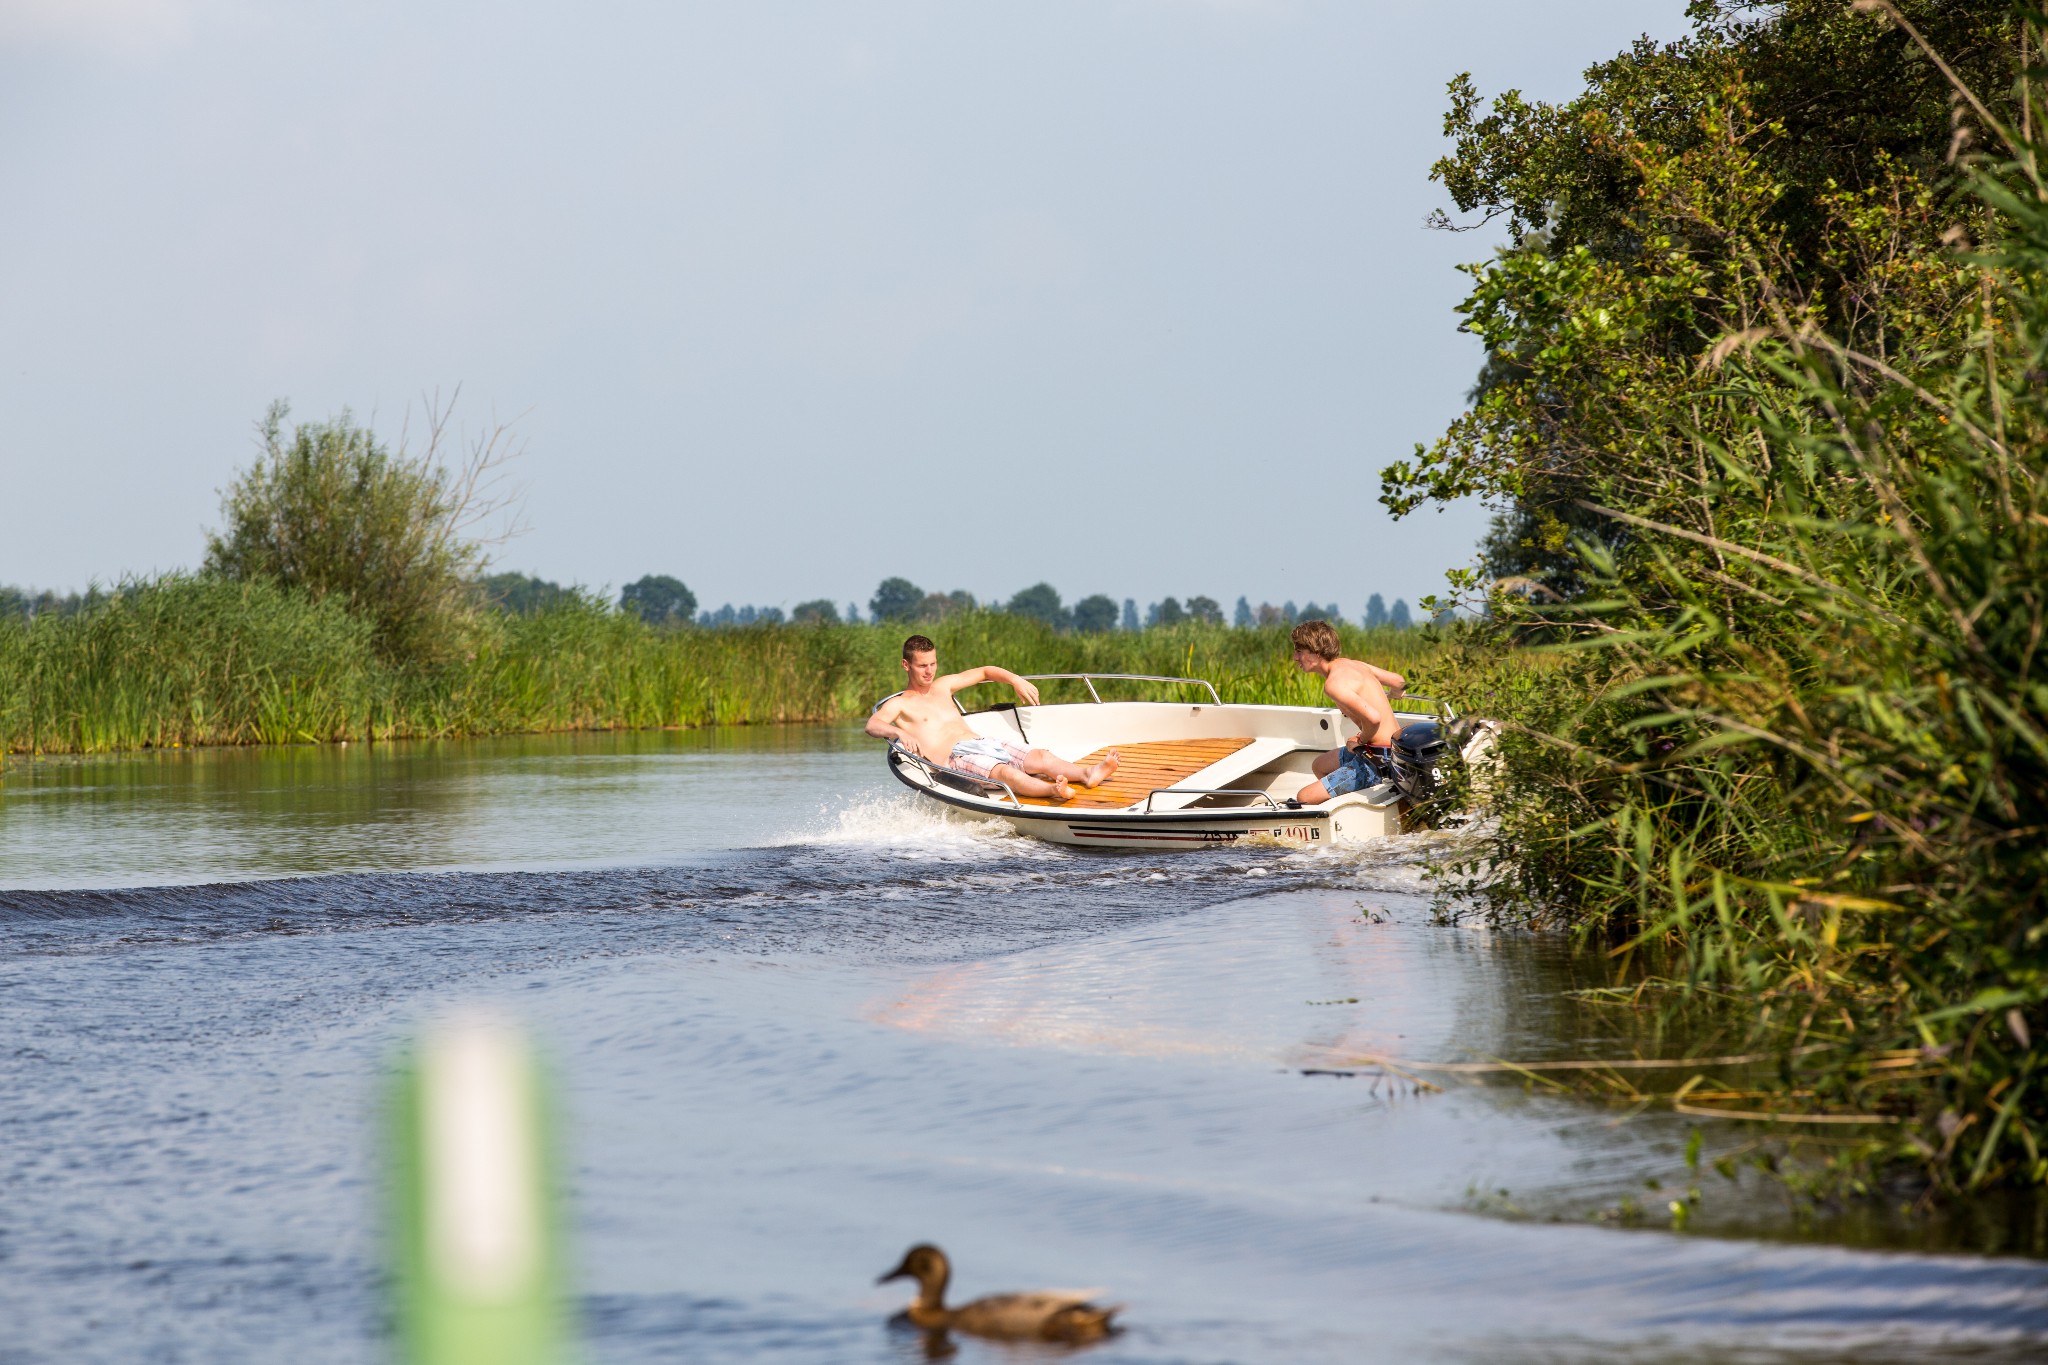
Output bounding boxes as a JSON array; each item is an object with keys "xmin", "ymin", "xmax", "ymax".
[
  {"xmin": 1051, "ymin": 777, "xmax": 1075, "ymax": 802},
  {"xmin": 1081, "ymin": 749, "xmax": 1121, "ymax": 788}
]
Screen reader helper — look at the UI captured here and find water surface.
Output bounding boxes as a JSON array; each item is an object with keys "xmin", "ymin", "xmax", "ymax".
[{"xmin": 3, "ymin": 728, "xmax": 2044, "ymax": 1362}]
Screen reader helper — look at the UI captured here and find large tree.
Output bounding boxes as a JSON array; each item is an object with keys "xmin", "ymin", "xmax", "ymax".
[
  {"xmin": 870, "ymin": 577, "xmax": 925, "ymax": 623},
  {"xmin": 620, "ymin": 574, "xmax": 696, "ymax": 626},
  {"xmin": 791, "ymin": 598, "xmax": 840, "ymax": 624},
  {"xmin": 1071, "ymin": 594, "xmax": 1119, "ymax": 633},
  {"xmin": 1006, "ymin": 582, "xmax": 1068, "ymax": 630}
]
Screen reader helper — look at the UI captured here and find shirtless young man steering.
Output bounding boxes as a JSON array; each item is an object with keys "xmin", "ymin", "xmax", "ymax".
[
  {"xmin": 865, "ymin": 635, "xmax": 1120, "ymax": 802},
  {"xmin": 1289, "ymin": 619, "xmax": 1408, "ymax": 804}
]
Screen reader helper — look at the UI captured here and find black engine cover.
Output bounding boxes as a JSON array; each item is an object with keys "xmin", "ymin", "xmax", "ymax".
[{"xmin": 1388, "ymin": 720, "xmax": 1453, "ymax": 803}]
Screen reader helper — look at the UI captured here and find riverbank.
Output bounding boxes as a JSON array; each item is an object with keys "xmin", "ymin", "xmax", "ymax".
[{"xmin": 0, "ymin": 576, "xmax": 1448, "ymax": 755}]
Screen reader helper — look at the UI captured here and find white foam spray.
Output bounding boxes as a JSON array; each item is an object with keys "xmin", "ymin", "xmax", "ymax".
[{"xmin": 770, "ymin": 789, "xmax": 1062, "ymax": 862}]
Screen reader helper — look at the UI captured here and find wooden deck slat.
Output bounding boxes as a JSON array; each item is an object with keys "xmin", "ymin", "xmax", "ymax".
[{"xmin": 1012, "ymin": 737, "xmax": 1258, "ymax": 809}]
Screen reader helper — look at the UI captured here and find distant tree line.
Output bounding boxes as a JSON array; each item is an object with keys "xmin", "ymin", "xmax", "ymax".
[
  {"xmin": 479, "ymin": 571, "xmax": 579, "ymax": 616},
  {"xmin": 861, "ymin": 577, "xmax": 1419, "ymax": 633},
  {"xmin": 0, "ymin": 586, "xmax": 96, "ymax": 620},
  {"xmin": 16, "ymin": 567, "xmax": 1424, "ymax": 635}
]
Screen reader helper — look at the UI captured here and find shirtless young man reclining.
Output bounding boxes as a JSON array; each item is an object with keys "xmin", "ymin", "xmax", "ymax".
[
  {"xmin": 865, "ymin": 635, "xmax": 1120, "ymax": 802},
  {"xmin": 1288, "ymin": 619, "xmax": 1408, "ymax": 804}
]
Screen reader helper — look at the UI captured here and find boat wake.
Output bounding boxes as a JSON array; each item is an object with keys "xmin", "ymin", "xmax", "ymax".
[
  {"xmin": 1, "ymin": 786, "xmax": 1475, "ymax": 964},
  {"xmin": 773, "ymin": 789, "xmax": 1044, "ymax": 860}
]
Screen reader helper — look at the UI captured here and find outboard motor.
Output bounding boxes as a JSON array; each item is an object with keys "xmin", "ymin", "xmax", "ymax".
[{"xmin": 1388, "ymin": 719, "xmax": 1455, "ymax": 804}]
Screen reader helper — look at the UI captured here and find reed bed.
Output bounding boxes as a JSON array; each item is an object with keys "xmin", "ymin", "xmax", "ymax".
[
  {"xmin": 1397, "ymin": 6, "xmax": 2048, "ymax": 1201},
  {"xmin": 0, "ymin": 581, "xmax": 1444, "ymax": 755}
]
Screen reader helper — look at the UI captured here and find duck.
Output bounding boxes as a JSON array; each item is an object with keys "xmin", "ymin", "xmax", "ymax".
[{"xmin": 878, "ymin": 1243, "xmax": 1120, "ymax": 1344}]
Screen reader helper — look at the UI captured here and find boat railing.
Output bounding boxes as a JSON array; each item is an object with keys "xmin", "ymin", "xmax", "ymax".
[
  {"xmin": 879, "ymin": 677, "xmax": 1447, "ymax": 714},
  {"xmin": 1392, "ymin": 694, "xmax": 1455, "ymax": 720},
  {"xmin": 870, "ymin": 689, "xmax": 976, "ymax": 719},
  {"xmin": 887, "ymin": 741, "xmax": 1022, "ymax": 808},
  {"xmin": 1141, "ymin": 787, "xmax": 1281, "ymax": 814},
  {"xmin": 1017, "ymin": 673, "xmax": 1224, "ymax": 706}
]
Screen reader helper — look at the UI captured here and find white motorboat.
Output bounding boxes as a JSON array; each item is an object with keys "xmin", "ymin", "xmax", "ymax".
[{"xmin": 878, "ymin": 674, "xmax": 1484, "ymax": 851}]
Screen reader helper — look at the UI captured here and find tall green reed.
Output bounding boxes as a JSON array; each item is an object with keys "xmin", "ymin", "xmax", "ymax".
[
  {"xmin": 0, "ymin": 575, "xmax": 381, "ymax": 752},
  {"xmin": 2, "ymin": 589, "xmax": 1443, "ymax": 755}
]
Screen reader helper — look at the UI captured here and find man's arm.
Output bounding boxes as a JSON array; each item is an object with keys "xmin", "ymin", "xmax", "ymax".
[
  {"xmin": 938, "ymin": 665, "xmax": 1042, "ymax": 707},
  {"xmin": 865, "ymin": 697, "xmax": 907, "ymax": 743},
  {"xmin": 1362, "ymin": 662, "xmax": 1406, "ymax": 696}
]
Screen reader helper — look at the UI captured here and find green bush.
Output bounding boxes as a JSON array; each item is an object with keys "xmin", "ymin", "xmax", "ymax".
[{"xmin": 204, "ymin": 402, "xmax": 510, "ymax": 666}]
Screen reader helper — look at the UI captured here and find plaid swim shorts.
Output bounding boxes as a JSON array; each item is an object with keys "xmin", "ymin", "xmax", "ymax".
[{"xmin": 949, "ymin": 736, "xmax": 1033, "ymax": 780}]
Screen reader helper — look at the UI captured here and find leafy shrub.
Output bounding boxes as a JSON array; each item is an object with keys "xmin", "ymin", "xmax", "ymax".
[{"xmin": 204, "ymin": 401, "xmax": 517, "ymax": 666}]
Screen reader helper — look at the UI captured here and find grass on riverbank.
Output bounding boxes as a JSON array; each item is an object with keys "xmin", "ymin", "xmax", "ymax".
[{"xmin": 0, "ymin": 575, "xmax": 1447, "ymax": 754}]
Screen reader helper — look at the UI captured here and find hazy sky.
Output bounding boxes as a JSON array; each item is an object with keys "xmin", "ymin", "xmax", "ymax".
[{"xmin": 1, "ymin": 0, "xmax": 1692, "ymax": 616}]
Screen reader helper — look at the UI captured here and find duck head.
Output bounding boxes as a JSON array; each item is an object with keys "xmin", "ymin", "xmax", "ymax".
[{"xmin": 878, "ymin": 1243, "xmax": 951, "ymax": 1308}]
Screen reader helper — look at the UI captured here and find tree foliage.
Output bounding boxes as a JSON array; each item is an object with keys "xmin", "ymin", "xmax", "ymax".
[
  {"xmin": 792, "ymin": 598, "xmax": 841, "ymax": 624},
  {"xmin": 620, "ymin": 574, "xmax": 697, "ymax": 627},
  {"xmin": 0, "ymin": 585, "xmax": 94, "ymax": 621},
  {"xmin": 870, "ymin": 577, "xmax": 925, "ymax": 623},
  {"xmin": 482, "ymin": 572, "xmax": 573, "ymax": 616},
  {"xmin": 1071, "ymin": 594, "xmax": 1119, "ymax": 633},
  {"xmin": 1006, "ymin": 582, "xmax": 1069, "ymax": 629},
  {"xmin": 919, "ymin": 589, "xmax": 977, "ymax": 621},
  {"xmin": 1390, "ymin": 0, "xmax": 2016, "ymax": 584}
]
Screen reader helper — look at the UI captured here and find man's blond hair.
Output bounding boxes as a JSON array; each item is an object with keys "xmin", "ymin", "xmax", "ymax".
[{"xmin": 1290, "ymin": 618, "xmax": 1340, "ymax": 661}]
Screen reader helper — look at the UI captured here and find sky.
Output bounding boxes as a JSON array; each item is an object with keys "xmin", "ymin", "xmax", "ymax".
[{"xmin": 0, "ymin": 0, "xmax": 1694, "ymax": 617}]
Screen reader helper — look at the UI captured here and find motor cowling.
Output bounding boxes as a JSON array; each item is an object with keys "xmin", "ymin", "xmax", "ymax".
[{"xmin": 1388, "ymin": 719, "xmax": 1454, "ymax": 804}]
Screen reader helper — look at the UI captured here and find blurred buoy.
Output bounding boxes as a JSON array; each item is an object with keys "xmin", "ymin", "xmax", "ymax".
[{"xmin": 390, "ymin": 1013, "xmax": 568, "ymax": 1365}]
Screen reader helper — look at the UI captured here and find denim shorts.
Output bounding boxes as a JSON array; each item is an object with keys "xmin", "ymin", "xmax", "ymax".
[{"xmin": 1324, "ymin": 744, "xmax": 1391, "ymax": 796}]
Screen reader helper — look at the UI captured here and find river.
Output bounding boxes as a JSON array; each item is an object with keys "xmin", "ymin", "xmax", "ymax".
[{"xmin": 2, "ymin": 726, "xmax": 2043, "ymax": 1362}]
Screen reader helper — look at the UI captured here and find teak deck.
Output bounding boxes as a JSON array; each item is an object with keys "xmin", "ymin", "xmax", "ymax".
[{"xmin": 1012, "ymin": 737, "xmax": 1259, "ymax": 809}]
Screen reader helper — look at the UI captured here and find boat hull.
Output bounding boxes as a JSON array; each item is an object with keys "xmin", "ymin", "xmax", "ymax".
[
  {"xmin": 1002, "ymin": 809, "xmax": 1336, "ymax": 850},
  {"xmin": 886, "ymin": 742, "xmax": 1404, "ymax": 850}
]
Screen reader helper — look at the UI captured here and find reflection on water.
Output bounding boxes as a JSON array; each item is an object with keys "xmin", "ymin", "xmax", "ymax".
[
  {"xmin": 0, "ymin": 727, "xmax": 876, "ymax": 888},
  {"xmin": 1, "ymin": 728, "xmax": 2044, "ymax": 1363}
]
